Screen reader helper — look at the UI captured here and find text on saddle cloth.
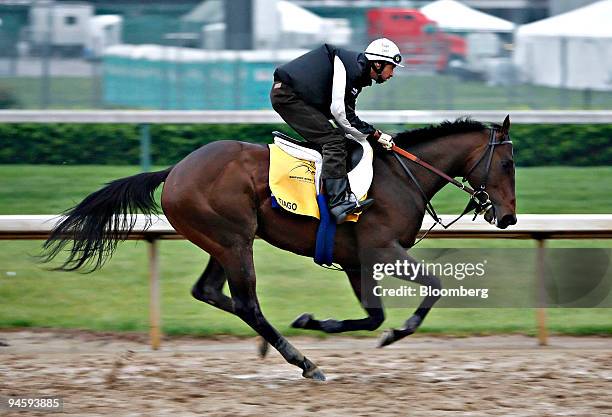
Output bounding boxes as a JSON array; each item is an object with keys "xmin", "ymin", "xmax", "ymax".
[{"xmin": 268, "ymin": 134, "xmax": 374, "ymax": 221}]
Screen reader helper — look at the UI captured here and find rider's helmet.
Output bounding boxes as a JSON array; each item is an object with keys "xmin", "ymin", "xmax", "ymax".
[{"xmin": 364, "ymin": 38, "xmax": 404, "ymax": 68}]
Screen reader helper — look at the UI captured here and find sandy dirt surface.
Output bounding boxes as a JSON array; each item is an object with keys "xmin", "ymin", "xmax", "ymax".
[{"xmin": 1, "ymin": 329, "xmax": 611, "ymax": 417}]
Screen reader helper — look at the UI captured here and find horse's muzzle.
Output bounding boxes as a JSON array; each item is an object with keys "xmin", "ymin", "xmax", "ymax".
[{"xmin": 497, "ymin": 213, "xmax": 517, "ymax": 229}]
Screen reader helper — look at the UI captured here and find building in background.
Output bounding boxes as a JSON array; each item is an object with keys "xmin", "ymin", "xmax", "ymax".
[
  {"xmin": 514, "ymin": 0, "xmax": 612, "ymax": 91},
  {"xmin": 420, "ymin": 0, "xmax": 514, "ymax": 71},
  {"xmin": 28, "ymin": 1, "xmax": 94, "ymax": 57},
  {"xmin": 6, "ymin": 0, "xmax": 123, "ymax": 58},
  {"xmin": 183, "ymin": 0, "xmax": 351, "ymax": 50},
  {"xmin": 295, "ymin": 0, "xmax": 548, "ymax": 24},
  {"xmin": 548, "ymin": 0, "xmax": 603, "ymax": 14},
  {"xmin": 418, "ymin": 0, "xmax": 516, "ymax": 82},
  {"xmin": 1, "ymin": 0, "xmax": 611, "ymax": 110},
  {"xmin": 102, "ymin": 45, "xmax": 308, "ymax": 109},
  {"xmin": 2, "ymin": 0, "xmax": 605, "ymax": 57}
]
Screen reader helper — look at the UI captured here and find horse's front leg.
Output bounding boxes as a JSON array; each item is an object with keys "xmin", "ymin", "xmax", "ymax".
[
  {"xmin": 376, "ymin": 252, "xmax": 442, "ymax": 348},
  {"xmin": 291, "ymin": 265, "xmax": 385, "ymax": 333}
]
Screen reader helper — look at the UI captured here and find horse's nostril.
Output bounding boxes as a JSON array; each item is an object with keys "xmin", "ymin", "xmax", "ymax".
[{"xmin": 500, "ymin": 214, "xmax": 517, "ymax": 227}]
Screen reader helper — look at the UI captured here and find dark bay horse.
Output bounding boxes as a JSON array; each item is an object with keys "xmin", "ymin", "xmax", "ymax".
[{"xmin": 43, "ymin": 116, "xmax": 516, "ymax": 381}]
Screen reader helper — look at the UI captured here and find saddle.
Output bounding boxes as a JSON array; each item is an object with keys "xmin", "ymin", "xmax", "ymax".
[{"xmin": 268, "ymin": 131, "xmax": 374, "ymax": 222}]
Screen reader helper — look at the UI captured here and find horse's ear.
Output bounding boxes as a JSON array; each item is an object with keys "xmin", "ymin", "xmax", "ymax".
[{"xmin": 502, "ymin": 115, "xmax": 511, "ymax": 134}]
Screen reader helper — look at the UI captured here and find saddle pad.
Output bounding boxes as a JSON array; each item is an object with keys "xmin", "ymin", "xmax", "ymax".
[{"xmin": 268, "ymin": 144, "xmax": 360, "ymax": 222}]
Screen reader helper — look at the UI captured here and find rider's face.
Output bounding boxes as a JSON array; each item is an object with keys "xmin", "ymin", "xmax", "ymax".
[{"xmin": 372, "ymin": 63, "xmax": 395, "ymax": 84}]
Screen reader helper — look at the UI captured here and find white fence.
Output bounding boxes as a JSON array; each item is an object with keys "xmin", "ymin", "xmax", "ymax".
[
  {"xmin": 2, "ymin": 214, "xmax": 611, "ymax": 349},
  {"xmin": 2, "ymin": 214, "xmax": 611, "ymax": 239}
]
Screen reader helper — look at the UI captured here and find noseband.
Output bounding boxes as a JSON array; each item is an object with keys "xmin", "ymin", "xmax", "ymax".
[
  {"xmin": 462, "ymin": 127, "xmax": 514, "ymax": 217},
  {"xmin": 390, "ymin": 126, "xmax": 513, "ymax": 243}
]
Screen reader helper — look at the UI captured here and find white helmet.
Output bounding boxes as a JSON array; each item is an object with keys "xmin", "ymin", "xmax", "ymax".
[{"xmin": 364, "ymin": 38, "xmax": 404, "ymax": 67}]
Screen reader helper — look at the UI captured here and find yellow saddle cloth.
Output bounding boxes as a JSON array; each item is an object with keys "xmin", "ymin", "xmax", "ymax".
[{"xmin": 268, "ymin": 144, "xmax": 359, "ymax": 222}]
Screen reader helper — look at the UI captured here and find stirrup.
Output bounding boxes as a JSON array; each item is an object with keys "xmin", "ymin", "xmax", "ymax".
[
  {"xmin": 352, "ymin": 196, "xmax": 374, "ymax": 213},
  {"xmin": 330, "ymin": 195, "xmax": 374, "ymax": 224}
]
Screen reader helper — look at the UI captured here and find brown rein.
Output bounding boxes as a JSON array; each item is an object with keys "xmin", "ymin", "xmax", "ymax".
[{"xmin": 390, "ymin": 144, "xmax": 476, "ymax": 196}]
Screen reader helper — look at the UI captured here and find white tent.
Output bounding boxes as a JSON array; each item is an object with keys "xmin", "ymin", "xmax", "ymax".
[
  {"xmin": 514, "ymin": 0, "xmax": 612, "ymax": 91},
  {"xmin": 420, "ymin": 0, "xmax": 515, "ymax": 33},
  {"xmin": 277, "ymin": 0, "xmax": 321, "ymax": 34},
  {"xmin": 276, "ymin": 1, "xmax": 351, "ymax": 45}
]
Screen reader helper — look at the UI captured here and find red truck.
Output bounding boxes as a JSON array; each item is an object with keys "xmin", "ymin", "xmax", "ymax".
[{"xmin": 367, "ymin": 8, "xmax": 467, "ymax": 72}]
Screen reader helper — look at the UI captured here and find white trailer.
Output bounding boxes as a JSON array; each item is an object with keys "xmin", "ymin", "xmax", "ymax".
[{"xmin": 28, "ymin": 1, "xmax": 94, "ymax": 56}]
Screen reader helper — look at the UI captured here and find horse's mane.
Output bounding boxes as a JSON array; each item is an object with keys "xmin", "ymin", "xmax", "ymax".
[{"xmin": 393, "ymin": 117, "xmax": 495, "ymax": 147}]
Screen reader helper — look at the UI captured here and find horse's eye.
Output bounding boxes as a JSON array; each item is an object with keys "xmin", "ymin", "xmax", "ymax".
[{"xmin": 501, "ymin": 159, "xmax": 514, "ymax": 172}]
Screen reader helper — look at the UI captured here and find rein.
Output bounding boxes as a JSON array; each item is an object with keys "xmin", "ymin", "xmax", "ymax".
[{"xmin": 390, "ymin": 127, "xmax": 513, "ymax": 243}]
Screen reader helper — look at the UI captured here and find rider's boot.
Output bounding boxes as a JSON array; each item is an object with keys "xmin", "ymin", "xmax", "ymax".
[{"xmin": 324, "ymin": 177, "xmax": 374, "ymax": 224}]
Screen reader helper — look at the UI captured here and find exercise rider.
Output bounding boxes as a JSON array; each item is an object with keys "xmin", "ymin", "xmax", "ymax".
[{"xmin": 270, "ymin": 38, "xmax": 402, "ymax": 224}]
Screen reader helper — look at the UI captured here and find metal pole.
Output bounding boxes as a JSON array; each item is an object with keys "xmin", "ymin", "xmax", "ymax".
[
  {"xmin": 234, "ymin": 59, "xmax": 241, "ymax": 109},
  {"xmin": 40, "ymin": 1, "xmax": 53, "ymax": 109},
  {"xmin": 148, "ymin": 238, "xmax": 161, "ymax": 350},
  {"xmin": 536, "ymin": 238, "xmax": 548, "ymax": 346},
  {"xmin": 139, "ymin": 123, "xmax": 151, "ymax": 172},
  {"xmin": 91, "ymin": 58, "xmax": 102, "ymax": 108},
  {"xmin": 444, "ymin": 74, "xmax": 455, "ymax": 110},
  {"xmin": 559, "ymin": 37, "xmax": 569, "ymax": 109}
]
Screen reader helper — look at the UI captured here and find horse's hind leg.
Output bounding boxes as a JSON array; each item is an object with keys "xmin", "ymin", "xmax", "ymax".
[
  {"xmin": 193, "ymin": 256, "xmax": 270, "ymax": 357},
  {"xmin": 191, "ymin": 257, "xmax": 234, "ymax": 313},
  {"xmin": 220, "ymin": 243, "xmax": 326, "ymax": 381}
]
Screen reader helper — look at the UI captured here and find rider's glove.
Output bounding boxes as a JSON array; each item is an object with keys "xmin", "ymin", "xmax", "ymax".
[{"xmin": 377, "ymin": 131, "xmax": 395, "ymax": 150}]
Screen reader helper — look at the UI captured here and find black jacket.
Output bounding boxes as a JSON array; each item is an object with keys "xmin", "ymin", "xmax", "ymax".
[{"xmin": 274, "ymin": 44, "xmax": 375, "ymax": 140}]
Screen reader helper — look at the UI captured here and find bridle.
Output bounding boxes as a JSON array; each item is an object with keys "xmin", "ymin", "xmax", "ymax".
[
  {"xmin": 390, "ymin": 126, "xmax": 513, "ymax": 243},
  {"xmin": 461, "ymin": 127, "xmax": 513, "ymax": 213}
]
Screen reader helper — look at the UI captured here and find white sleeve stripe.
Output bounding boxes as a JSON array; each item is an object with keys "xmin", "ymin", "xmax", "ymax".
[{"xmin": 330, "ymin": 56, "xmax": 369, "ymax": 140}]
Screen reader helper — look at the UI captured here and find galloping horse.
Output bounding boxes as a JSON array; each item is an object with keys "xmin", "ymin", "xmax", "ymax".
[{"xmin": 43, "ymin": 116, "xmax": 516, "ymax": 381}]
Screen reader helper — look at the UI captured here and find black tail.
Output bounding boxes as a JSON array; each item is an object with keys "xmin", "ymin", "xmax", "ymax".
[{"xmin": 41, "ymin": 168, "xmax": 172, "ymax": 272}]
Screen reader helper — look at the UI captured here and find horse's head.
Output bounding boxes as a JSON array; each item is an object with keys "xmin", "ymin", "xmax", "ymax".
[{"xmin": 463, "ymin": 115, "xmax": 517, "ymax": 229}]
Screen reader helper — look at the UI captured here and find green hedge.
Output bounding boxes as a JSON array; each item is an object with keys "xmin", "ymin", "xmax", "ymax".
[
  {"xmin": 510, "ymin": 124, "xmax": 612, "ymax": 166},
  {"xmin": 0, "ymin": 124, "xmax": 291, "ymax": 165},
  {"xmin": 0, "ymin": 123, "xmax": 610, "ymax": 166}
]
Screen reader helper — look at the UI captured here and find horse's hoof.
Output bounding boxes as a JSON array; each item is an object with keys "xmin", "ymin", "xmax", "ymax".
[
  {"xmin": 291, "ymin": 313, "xmax": 313, "ymax": 329},
  {"xmin": 303, "ymin": 366, "xmax": 326, "ymax": 381},
  {"xmin": 378, "ymin": 329, "xmax": 397, "ymax": 348},
  {"xmin": 257, "ymin": 337, "xmax": 269, "ymax": 358}
]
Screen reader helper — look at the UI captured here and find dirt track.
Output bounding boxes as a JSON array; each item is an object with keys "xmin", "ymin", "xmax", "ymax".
[{"xmin": 1, "ymin": 330, "xmax": 611, "ymax": 416}]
